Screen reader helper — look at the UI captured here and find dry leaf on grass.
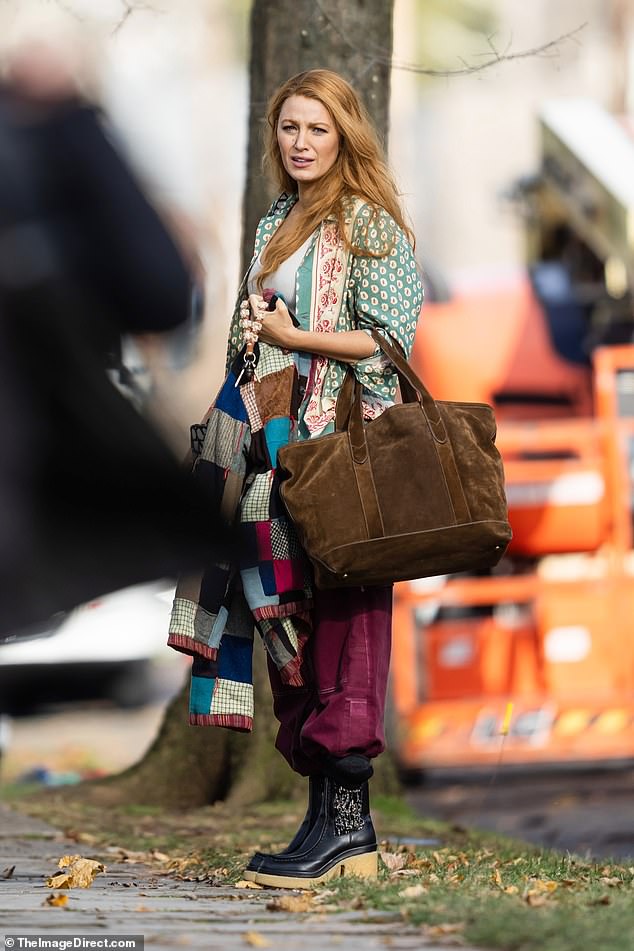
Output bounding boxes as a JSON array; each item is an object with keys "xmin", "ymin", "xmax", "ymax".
[
  {"xmin": 235, "ymin": 879, "xmax": 263, "ymax": 889},
  {"xmin": 399, "ymin": 883, "xmax": 427, "ymax": 899},
  {"xmin": 243, "ymin": 932, "xmax": 271, "ymax": 948},
  {"xmin": 46, "ymin": 855, "xmax": 106, "ymax": 889},
  {"xmin": 530, "ymin": 879, "xmax": 558, "ymax": 893},
  {"xmin": 267, "ymin": 893, "xmax": 315, "ymax": 913},
  {"xmin": 44, "ymin": 893, "xmax": 68, "ymax": 907},
  {"xmin": 422, "ymin": 923, "xmax": 465, "ymax": 937},
  {"xmin": 379, "ymin": 851, "xmax": 407, "ymax": 872},
  {"xmin": 525, "ymin": 893, "xmax": 549, "ymax": 907}
]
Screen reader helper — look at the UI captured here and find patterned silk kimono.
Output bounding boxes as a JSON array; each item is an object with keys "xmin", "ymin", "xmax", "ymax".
[{"xmin": 168, "ymin": 193, "xmax": 424, "ymax": 730}]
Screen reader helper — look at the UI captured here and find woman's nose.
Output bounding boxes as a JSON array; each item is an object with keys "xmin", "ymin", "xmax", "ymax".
[{"xmin": 294, "ymin": 129, "xmax": 307, "ymax": 149}]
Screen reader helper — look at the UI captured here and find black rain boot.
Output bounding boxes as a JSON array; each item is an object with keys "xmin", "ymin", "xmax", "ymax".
[
  {"xmin": 242, "ymin": 775, "xmax": 326, "ymax": 882},
  {"xmin": 249, "ymin": 776, "xmax": 377, "ymax": 889}
]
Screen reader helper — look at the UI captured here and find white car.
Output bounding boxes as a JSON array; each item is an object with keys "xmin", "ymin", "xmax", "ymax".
[{"xmin": 0, "ymin": 580, "xmax": 178, "ymax": 712}]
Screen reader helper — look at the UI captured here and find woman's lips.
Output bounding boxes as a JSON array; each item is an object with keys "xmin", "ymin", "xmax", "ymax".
[{"xmin": 291, "ymin": 156, "xmax": 313, "ymax": 166}]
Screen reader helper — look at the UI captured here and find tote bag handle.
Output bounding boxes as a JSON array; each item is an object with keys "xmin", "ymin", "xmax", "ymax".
[{"xmin": 334, "ymin": 329, "xmax": 471, "ymax": 525}]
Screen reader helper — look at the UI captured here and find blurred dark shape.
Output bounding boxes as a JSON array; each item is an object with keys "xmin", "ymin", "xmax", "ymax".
[{"xmin": 0, "ymin": 81, "xmax": 228, "ymax": 637}]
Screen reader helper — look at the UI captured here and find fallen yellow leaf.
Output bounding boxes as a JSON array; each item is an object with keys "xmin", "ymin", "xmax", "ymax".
[
  {"xmin": 243, "ymin": 933, "xmax": 271, "ymax": 948},
  {"xmin": 47, "ymin": 856, "xmax": 106, "ymax": 889},
  {"xmin": 44, "ymin": 893, "xmax": 68, "ymax": 907},
  {"xmin": 379, "ymin": 851, "xmax": 408, "ymax": 872},
  {"xmin": 423, "ymin": 923, "xmax": 465, "ymax": 937},
  {"xmin": 399, "ymin": 883, "xmax": 427, "ymax": 899},
  {"xmin": 525, "ymin": 893, "xmax": 549, "ymax": 907},
  {"xmin": 267, "ymin": 894, "xmax": 315, "ymax": 913},
  {"xmin": 503, "ymin": 885, "xmax": 519, "ymax": 895},
  {"xmin": 150, "ymin": 850, "xmax": 170, "ymax": 862},
  {"xmin": 235, "ymin": 879, "xmax": 263, "ymax": 890},
  {"xmin": 58, "ymin": 854, "xmax": 81, "ymax": 867},
  {"xmin": 529, "ymin": 879, "xmax": 558, "ymax": 893}
]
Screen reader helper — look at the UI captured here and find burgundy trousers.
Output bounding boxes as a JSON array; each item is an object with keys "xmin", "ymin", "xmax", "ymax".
[{"xmin": 266, "ymin": 585, "xmax": 393, "ymax": 776}]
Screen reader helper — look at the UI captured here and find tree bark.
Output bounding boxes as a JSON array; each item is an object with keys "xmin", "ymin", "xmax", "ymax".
[
  {"xmin": 241, "ymin": 0, "xmax": 394, "ymax": 274},
  {"xmin": 95, "ymin": 0, "xmax": 397, "ymax": 810}
]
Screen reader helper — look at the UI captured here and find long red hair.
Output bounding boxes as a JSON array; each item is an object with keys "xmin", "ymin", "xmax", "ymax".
[{"xmin": 257, "ymin": 68, "xmax": 414, "ymax": 291}]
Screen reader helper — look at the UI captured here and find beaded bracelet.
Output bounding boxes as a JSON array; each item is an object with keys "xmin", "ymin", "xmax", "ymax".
[{"xmin": 235, "ymin": 298, "xmax": 265, "ymax": 386}]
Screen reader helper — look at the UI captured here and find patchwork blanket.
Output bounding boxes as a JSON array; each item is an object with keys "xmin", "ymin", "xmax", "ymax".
[{"xmin": 167, "ymin": 343, "xmax": 313, "ymax": 730}]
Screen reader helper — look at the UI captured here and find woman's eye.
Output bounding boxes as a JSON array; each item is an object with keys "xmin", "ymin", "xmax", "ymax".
[
  {"xmin": 313, "ymin": 127, "xmax": 327, "ymax": 134},
  {"xmin": 281, "ymin": 125, "xmax": 296, "ymax": 133}
]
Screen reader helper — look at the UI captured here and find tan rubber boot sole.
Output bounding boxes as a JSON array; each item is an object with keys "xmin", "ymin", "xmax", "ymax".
[
  {"xmin": 253, "ymin": 849, "xmax": 377, "ymax": 890},
  {"xmin": 241, "ymin": 868, "xmax": 258, "ymax": 882}
]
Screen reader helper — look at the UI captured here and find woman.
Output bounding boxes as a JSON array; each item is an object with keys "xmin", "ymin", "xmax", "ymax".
[{"xmin": 168, "ymin": 69, "xmax": 423, "ymax": 888}]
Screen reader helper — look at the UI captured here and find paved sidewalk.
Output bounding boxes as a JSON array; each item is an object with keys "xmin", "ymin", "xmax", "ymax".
[{"xmin": 0, "ymin": 804, "xmax": 481, "ymax": 951}]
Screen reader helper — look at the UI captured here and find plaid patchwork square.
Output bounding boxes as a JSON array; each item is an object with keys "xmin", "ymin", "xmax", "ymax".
[
  {"xmin": 240, "ymin": 471, "xmax": 273, "ymax": 521},
  {"xmin": 270, "ymin": 518, "xmax": 302, "ymax": 559},
  {"xmin": 210, "ymin": 677, "xmax": 254, "ymax": 721},
  {"xmin": 169, "ymin": 597, "xmax": 197, "ymax": 637},
  {"xmin": 257, "ymin": 345, "xmax": 294, "ymax": 377},
  {"xmin": 200, "ymin": 409, "xmax": 249, "ymax": 471},
  {"xmin": 241, "ymin": 381, "xmax": 263, "ymax": 433}
]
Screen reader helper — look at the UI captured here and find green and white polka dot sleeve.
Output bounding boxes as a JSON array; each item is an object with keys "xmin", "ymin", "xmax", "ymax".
[{"xmin": 349, "ymin": 206, "xmax": 423, "ymax": 376}]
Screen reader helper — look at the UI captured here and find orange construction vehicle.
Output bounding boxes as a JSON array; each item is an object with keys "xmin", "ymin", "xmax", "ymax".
[{"xmin": 392, "ymin": 99, "xmax": 634, "ymax": 777}]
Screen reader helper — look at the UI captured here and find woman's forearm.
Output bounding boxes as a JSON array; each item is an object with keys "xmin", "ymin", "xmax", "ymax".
[{"xmin": 279, "ymin": 327, "xmax": 376, "ymax": 363}]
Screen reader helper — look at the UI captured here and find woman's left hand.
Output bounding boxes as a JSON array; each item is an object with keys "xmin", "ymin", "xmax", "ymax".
[{"xmin": 248, "ymin": 293, "xmax": 298, "ymax": 349}]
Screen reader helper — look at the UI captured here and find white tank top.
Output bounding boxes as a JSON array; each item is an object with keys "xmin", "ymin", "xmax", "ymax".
[{"xmin": 248, "ymin": 231, "xmax": 315, "ymax": 314}]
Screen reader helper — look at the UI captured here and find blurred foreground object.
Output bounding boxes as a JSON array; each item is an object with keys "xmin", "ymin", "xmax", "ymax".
[{"xmin": 0, "ymin": 64, "xmax": 228, "ymax": 637}]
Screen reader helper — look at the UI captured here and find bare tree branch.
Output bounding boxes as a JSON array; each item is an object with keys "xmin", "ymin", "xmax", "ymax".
[
  {"xmin": 111, "ymin": 1, "xmax": 164, "ymax": 36},
  {"xmin": 52, "ymin": 0, "xmax": 85, "ymax": 23},
  {"xmin": 314, "ymin": 0, "xmax": 587, "ymax": 78}
]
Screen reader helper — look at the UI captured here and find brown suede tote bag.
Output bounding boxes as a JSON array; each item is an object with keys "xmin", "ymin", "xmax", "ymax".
[{"xmin": 277, "ymin": 330, "xmax": 512, "ymax": 589}]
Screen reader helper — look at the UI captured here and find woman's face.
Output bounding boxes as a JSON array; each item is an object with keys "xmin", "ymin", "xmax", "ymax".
[{"xmin": 277, "ymin": 95, "xmax": 340, "ymax": 191}]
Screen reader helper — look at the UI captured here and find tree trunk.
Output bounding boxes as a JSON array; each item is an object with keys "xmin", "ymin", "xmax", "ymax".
[{"xmin": 98, "ymin": 0, "xmax": 397, "ymax": 810}]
